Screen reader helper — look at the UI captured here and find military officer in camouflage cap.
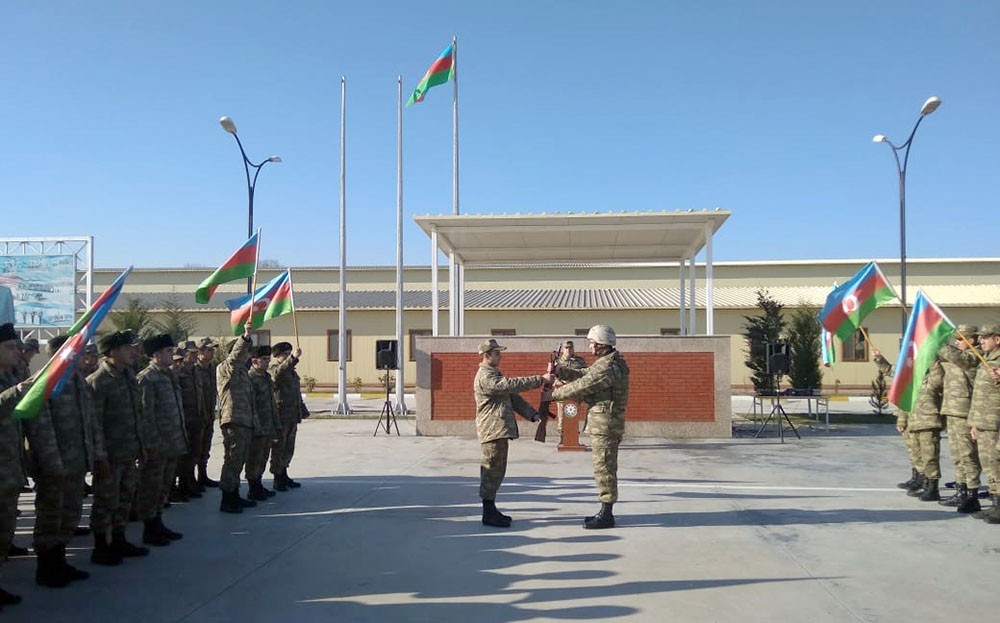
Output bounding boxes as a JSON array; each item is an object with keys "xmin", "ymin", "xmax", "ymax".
[
  {"xmin": 552, "ymin": 325, "xmax": 630, "ymax": 529},
  {"xmin": 248, "ymin": 345, "xmax": 281, "ymax": 500},
  {"xmin": 969, "ymin": 323, "xmax": 1000, "ymax": 523},
  {"xmin": 269, "ymin": 341, "xmax": 309, "ymax": 490},
  {"xmin": 474, "ymin": 338, "xmax": 552, "ymax": 527},
  {"xmin": 217, "ymin": 322, "xmax": 258, "ymax": 513},
  {"xmin": 174, "ymin": 342, "xmax": 203, "ymax": 499},
  {"xmin": 903, "ymin": 358, "xmax": 945, "ymax": 501},
  {"xmin": 15, "ymin": 337, "xmax": 40, "ymax": 382},
  {"xmin": 936, "ymin": 325, "xmax": 983, "ymax": 512},
  {"xmin": 195, "ymin": 337, "xmax": 220, "ymax": 489},
  {"xmin": 555, "ymin": 340, "xmax": 588, "ymax": 436}
]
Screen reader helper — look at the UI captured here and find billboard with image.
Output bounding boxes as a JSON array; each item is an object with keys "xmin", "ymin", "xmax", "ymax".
[{"xmin": 0, "ymin": 255, "xmax": 77, "ymax": 328}]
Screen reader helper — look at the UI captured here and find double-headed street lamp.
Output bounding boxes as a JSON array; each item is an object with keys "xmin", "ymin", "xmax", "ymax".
[
  {"xmin": 872, "ymin": 96, "xmax": 941, "ymax": 332},
  {"xmin": 219, "ymin": 116, "xmax": 282, "ymax": 240}
]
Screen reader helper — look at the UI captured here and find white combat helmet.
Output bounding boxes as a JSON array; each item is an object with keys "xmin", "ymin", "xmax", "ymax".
[{"xmin": 587, "ymin": 324, "xmax": 617, "ymax": 346}]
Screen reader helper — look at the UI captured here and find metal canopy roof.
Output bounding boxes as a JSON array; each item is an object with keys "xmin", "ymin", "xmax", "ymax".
[{"xmin": 414, "ymin": 210, "xmax": 730, "ymax": 265}]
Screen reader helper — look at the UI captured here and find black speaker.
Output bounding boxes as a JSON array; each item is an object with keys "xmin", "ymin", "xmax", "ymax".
[
  {"xmin": 766, "ymin": 342, "xmax": 790, "ymax": 375},
  {"xmin": 375, "ymin": 339, "xmax": 398, "ymax": 370}
]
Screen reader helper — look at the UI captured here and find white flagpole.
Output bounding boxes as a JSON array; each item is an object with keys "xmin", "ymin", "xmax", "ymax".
[
  {"xmin": 336, "ymin": 77, "xmax": 351, "ymax": 414},
  {"xmin": 451, "ymin": 36, "xmax": 462, "ymax": 335},
  {"xmin": 395, "ymin": 76, "xmax": 407, "ymax": 415}
]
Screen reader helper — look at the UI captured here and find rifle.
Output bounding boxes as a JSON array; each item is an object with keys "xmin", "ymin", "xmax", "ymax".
[{"xmin": 534, "ymin": 351, "xmax": 559, "ymax": 442}]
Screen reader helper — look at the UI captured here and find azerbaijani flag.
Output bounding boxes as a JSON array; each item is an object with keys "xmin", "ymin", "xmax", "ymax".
[
  {"xmin": 13, "ymin": 266, "xmax": 133, "ymax": 420},
  {"xmin": 887, "ymin": 290, "xmax": 955, "ymax": 412},
  {"xmin": 223, "ymin": 269, "xmax": 292, "ymax": 335},
  {"xmin": 195, "ymin": 231, "xmax": 259, "ymax": 304},
  {"xmin": 406, "ymin": 42, "xmax": 455, "ymax": 106},
  {"xmin": 818, "ymin": 261, "xmax": 897, "ymax": 341},
  {"xmin": 821, "ymin": 327, "xmax": 836, "ymax": 368}
]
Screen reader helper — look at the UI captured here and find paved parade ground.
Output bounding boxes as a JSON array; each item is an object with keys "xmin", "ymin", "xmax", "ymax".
[{"xmin": 6, "ymin": 413, "xmax": 997, "ymax": 623}]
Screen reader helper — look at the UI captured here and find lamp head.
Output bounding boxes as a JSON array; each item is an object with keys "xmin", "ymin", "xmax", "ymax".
[
  {"xmin": 219, "ymin": 116, "xmax": 238, "ymax": 134},
  {"xmin": 920, "ymin": 96, "xmax": 941, "ymax": 116},
  {"xmin": 267, "ymin": 156, "xmax": 282, "ymax": 163},
  {"xmin": 872, "ymin": 134, "xmax": 887, "ymax": 143}
]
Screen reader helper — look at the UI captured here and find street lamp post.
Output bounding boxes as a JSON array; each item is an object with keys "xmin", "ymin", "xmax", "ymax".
[
  {"xmin": 219, "ymin": 116, "xmax": 281, "ymax": 291},
  {"xmin": 872, "ymin": 96, "xmax": 941, "ymax": 332}
]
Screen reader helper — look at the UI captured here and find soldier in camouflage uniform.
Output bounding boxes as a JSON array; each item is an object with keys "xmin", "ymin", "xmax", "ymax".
[
  {"xmin": 555, "ymin": 340, "xmax": 588, "ymax": 435},
  {"xmin": 15, "ymin": 337, "xmax": 40, "ymax": 382},
  {"xmin": 0, "ymin": 323, "xmax": 34, "ymax": 607},
  {"xmin": 552, "ymin": 325, "xmax": 630, "ymax": 529},
  {"xmin": 136, "ymin": 334, "xmax": 187, "ymax": 546},
  {"xmin": 936, "ymin": 325, "xmax": 982, "ymax": 512},
  {"xmin": 903, "ymin": 359, "xmax": 945, "ymax": 501},
  {"xmin": 174, "ymin": 342, "xmax": 203, "ymax": 499},
  {"xmin": 968, "ymin": 323, "xmax": 1000, "ymax": 523},
  {"xmin": 23, "ymin": 335, "xmax": 107, "ymax": 588},
  {"xmin": 217, "ymin": 322, "xmax": 257, "ymax": 513},
  {"xmin": 195, "ymin": 338, "xmax": 219, "ymax": 489},
  {"xmin": 474, "ymin": 338, "xmax": 550, "ymax": 527},
  {"xmin": 269, "ymin": 342, "xmax": 309, "ymax": 490},
  {"xmin": 87, "ymin": 331, "xmax": 148, "ymax": 564},
  {"xmin": 248, "ymin": 346, "xmax": 281, "ymax": 500},
  {"xmin": 874, "ymin": 350, "xmax": 922, "ymax": 490}
]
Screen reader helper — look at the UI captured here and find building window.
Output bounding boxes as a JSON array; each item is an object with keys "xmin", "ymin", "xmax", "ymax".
[
  {"xmin": 408, "ymin": 329, "xmax": 432, "ymax": 362},
  {"xmin": 660, "ymin": 328, "xmax": 680, "ymax": 336},
  {"xmin": 842, "ymin": 328, "xmax": 868, "ymax": 362},
  {"xmin": 491, "ymin": 329, "xmax": 516, "ymax": 336},
  {"xmin": 575, "ymin": 329, "xmax": 589, "ymax": 336},
  {"xmin": 249, "ymin": 331, "xmax": 270, "ymax": 347},
  {"xmin": 327, "ymin": 330, "xmax": 353, "ymax": 362}
]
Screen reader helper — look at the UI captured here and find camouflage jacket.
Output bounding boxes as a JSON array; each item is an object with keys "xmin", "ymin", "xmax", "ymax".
[
  {"xmin": 937, "ymin": 344, "xmax": 977, "ymax": 418},
  {"xmin": 195, "ymin": 359, "xmax": 217, "ymax": 422},
  {"xmin": 968, "ymin": 348, "xmax": 1000, "ymax": 431},
  {"xmin": 553, "ymin": 350, "xmax": 630, "ymax": 437},
  {"xmin": 908, "ymin": 360, "xmax": 944, "ymax": 431},
  {"xmin": 137, "ymin": 362, "xmax": 188, "ymax": 457},
  {"xmin": 24, "ymin": 370, "xmax": 105, "ymax": 477},
  {"xmin": 217, "ymin": 336, "xmax": 255, "ymax": 429},
  {"xmin": 249, "ymin": 367, "xmax": 281, "ymax": 437},
  {"xmin": 270, "ymin": 356, "xmax": 309, "ymax": 423},
  {"xmin": 88, "ymin": 359, "xmax": 145, "ymax": 463},
  {"xmin": 874, "ymin": 353, "xmax": 909, "ymax": 428},
  {"xmin": 0, "ymin": 371, "xmax": 28, "ymax": 491},
  {"xmin": 176, "ymin": 363, "xmax": 200, "ymax": 423},
  {"xmin": 559, "ymin": 355, "xmax": 587, "ymax": 371},
  {"xmin": 473, "ymin": 363, "xmax": 542, "ymax": 444}
]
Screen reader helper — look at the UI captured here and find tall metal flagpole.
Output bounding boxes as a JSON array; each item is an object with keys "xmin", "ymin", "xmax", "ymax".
[
  {"xmin": 395, "ymin": 76, "xmax": 407, "ymax": 415},
  {"xmin": 451, "ymin": 35, "xmax": 462, "ymax": 335},
  {"xmin": 336, "ymin": 77, "xmax": 351, "ymax": 414}
]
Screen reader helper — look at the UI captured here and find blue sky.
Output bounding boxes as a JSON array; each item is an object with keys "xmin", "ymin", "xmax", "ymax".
[{"xmin": 1, "ymin": 2, "xmax": 997, "ymax": 269}]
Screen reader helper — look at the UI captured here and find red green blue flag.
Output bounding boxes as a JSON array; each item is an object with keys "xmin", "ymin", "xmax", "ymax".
[
  {"xmin": 819, "ymin": 262, "xmax": 896, "ymax": 341},
  {"xmin": 407, "ymin": 43, "xmax": 455, "ymax": 106},
  {"xmin": 821, "ymin": 327, "xmax": 836, "ymax": 368},
  {"xmin": 195, "ymin": 231, "xmax": 259, "ymax": 304},
  {"xmin": 223, "ymin": 269, "xmax": 293, "ymax": 335},
  {"xmin": 887, "ymin": 290, "xmax": 955, "ymax": 412},
  {"xmin": 14, "ymin": 266, "xmax": 133, "ymax": 420}
]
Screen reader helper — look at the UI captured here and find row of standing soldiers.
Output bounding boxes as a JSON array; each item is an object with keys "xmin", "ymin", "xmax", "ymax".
[
  {"xmin": 0, "ymin": 320, "xmax": 308, "ymax": 611},
  {"xmin": 875, "ymin": 322, "xmax": 1000, "ymax": 523}
]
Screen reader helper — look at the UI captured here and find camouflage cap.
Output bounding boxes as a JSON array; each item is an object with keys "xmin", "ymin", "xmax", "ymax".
[
  {"xmin": 478, "ymin": 338, "xmax": 507, "ymax": 355},
  {"xmin": 180, "ymin": 340, "xmax": 198, "ymax": 351},
  {"xmin": 48, "ymin": 335, "xmax": 70, "ymax": 354},
  {"xmin": 21, "ymin": 337, "xmax": 40, "ymax": 353},
  {"xmin": 979, "ymin": 323, "xmax": 1000, "ymax": 337},
  {"xmin": 956, "ymin": 324, "xmax": 979, "ymax": 337},
  {"xmin": 172, "ymin": 348, "xmax": 186, "ymax": 361},
  {"xmin": 198, "ymin": 337, "xmax": 217, "ymax": 349}
]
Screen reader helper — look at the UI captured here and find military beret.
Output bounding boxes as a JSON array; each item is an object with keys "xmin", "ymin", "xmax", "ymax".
[
  {"xmin": 956, "ymin": 324, "xmax": 979, "ymax": 337},
  {"xmin": 48, "ymin": 334, "xmax": 70, "ymax": 354},
  {"xmin": 21, "ymin": 338, "xmax": 40, "ymax": 353},
  {"xmin": 478, "ymin": 338, "xmax": 507, "ymax": 355},
  {"xmin": 980, "ymin": 323, "xmax": 1000, "ymax": 337},
  {"xmin": 254, "ymin": 345, "xmax": 272, "ymax": 358},
  {"xmin": 0, "ymin": 323, "xmax": 17, "ymax": 343},
  {"xmin": 99, "ymin": 331, "xmax": 133, "ymax": 355},
  {"xmin": 272, "ymin": 342, "xmax": 293, "ymax": 356},
  {"xmin": 143, "ymin": 333, "xmax": 176, "ymax": 357}
]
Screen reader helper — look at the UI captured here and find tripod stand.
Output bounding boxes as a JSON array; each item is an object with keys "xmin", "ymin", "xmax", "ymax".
[
  {"xmin": 374, "ymin": 370, "xmax": 400, "ymax": 436},
  {"xmin": 753, "ymin": 374, "xmax": 800, "ymax": 442}
]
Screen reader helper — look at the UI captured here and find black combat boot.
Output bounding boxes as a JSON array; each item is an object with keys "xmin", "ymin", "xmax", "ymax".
[
  {"xmin": 199, "ymin": 464, "xmax": 220, "ymax": 488},
  {"xmin": 236, "ymin": 487, "xmax": 257, "ymax": 508},
  {"xmin": 0, "ymin": 585, "xmax": 22, "ymax": 607},
  {"xmin": 273, "ymin": 473, "xmax": 289, "ymax": 492},
  {"xmin": 7, "ymin": 542, "xmax": 29, "ymax": 557},
  {"xmin": 977, "ymin": 495, "xmax": 1000, "ymax": 522},
  {"xmin": 35, "ymin": 546, "xmax": 70, "ymax": 588},
  {"xmin": 938, "ymin": 484, "xmax": 967, "ymax": 507},
  {"xmin": 897, "ymin": 468, "xmax": 919, "ymax": 489},
  {"xmin": 248, "ymin": 479, "xmax": 270, "ymax": 502},
  {"xmin": 585, "ymin": 503, "xmax": 616, "ymax": 529},
  {"xmin": 919, "ymin": 478, "xmax": 940, "ymax": 502},
  {"xmin": 90, "ymin": 532, "xmax": 123, "ymax": 566},
  {"xmin": 219, "ymin": 490, "xmax": 243, "ymax": 514},
  {"xmin": 141, "ymin": 518, "xmax": 171, "ymax": 546},
  {"xmin": 956, "ymin": 487, "xmax": 982, "ymax": 514},
  {"xmin": 284, "ymin": 473, "xmax": 302, "ymax": 489},
  {"xmin": 156, "ymin": 515, "xmax": 182, "ymax": 540},
  {"xmin": 58, "ymin": 544, "xmax": 89, "ymax": 581},
  {"xmin": 906, "ymin": 474, "xmax": 926, "ymax": 497},
  {"xmin": 169, "ymin": 484, "xmax": 189, "ymax": 503},
  {"xmin": 112, "ymin": 529, "xmax": 150, "ymax": 557},
  {"xmin": 481, "ymin": 500, "xmax": 511, "ymax": 528}
]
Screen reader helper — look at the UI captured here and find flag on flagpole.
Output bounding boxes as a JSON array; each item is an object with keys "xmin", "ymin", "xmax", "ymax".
[
  {"xmin": 406, "ymin": 42, "xmax": 455, "ymax": 106},
  {"xmin": 14, "ymin": 266, "xmax": 133, "ymax": 420},
  {"xmin": 819, "ymin": 261, "xmax": 897, "ymax": 341},
  {"xmin": 887, "ymin": 290, "xmax": 955, "ymax": 412},
  {"xmin": 195, "ymin": 231, "xmax": 259, "ymax": 304},
  {"xmin": 223, "ymin": 269, "xmax": 292, "ymax": 335},
  {"xmin": 821, "ymin": 327, "xmax": 836, "ymax": 368}
]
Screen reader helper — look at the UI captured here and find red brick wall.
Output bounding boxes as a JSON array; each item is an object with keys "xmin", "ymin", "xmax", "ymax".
[{"xmin": 430, "ymin": 351, "xmax": 716, "ymax": 423}]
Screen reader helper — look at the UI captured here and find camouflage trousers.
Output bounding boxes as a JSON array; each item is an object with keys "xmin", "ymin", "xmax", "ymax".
[
  {"xmin": 246, "ymin": 434, "xmax": 274, "ymax": 481},
  {"xmin": 911, "ymin": 429, "xmax": 941, "ymax": 480},
  {"xmin": 479, "ymin": 438, "xmax": 509, "ymax": 500},
  {"xmin": 975, "ymin": 429, "xmax": 999, "ymax": 495},
  {"xmin": 269, "ymin": 421, "xmax": 298, "ymax": 476},
  {"xmin": 902, "ymin": 429, "xmax": 920, "ymax": 470},
  {"xmin": 197, "ymin": 418, "xmax": 215, "ymax": 467},
  {"xmin": 945, "ymin": 417, "xmax": 981, "ymax": 489},
  {"xmin": 186, "ymin": 418, "xmax": 205, "ymax": 470},
  {"xmin": 90, "ymin": 459, "xmax": 138, "ymax": 533},
  {"xmin": 591, "ymin": 433, "xmax": 622, "ymax": 504},
  {"xmin": 220, "ymin": 424, "xmax": 252, "ymax": 493},
  {"xmin": 32, "ymin": 470, "xmax": 86, "ymax": 550},
  {"xmin": 136, "ymin": 455, "xmax": 178, "ymax": 520},
  {"xmin": 0, "ymin": 483, "xmax": 19, "ymax": 561}
]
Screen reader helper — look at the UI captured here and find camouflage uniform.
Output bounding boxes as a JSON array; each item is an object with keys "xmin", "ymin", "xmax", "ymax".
[
  {"xmin": 195, "ymin": 358, "xmax": 218, "ymax": 476},
  {"xmin": 217, "ymin": 336, "xmax": 255, "ymax": 494},
  {"xmin": 474, "ymin": 363, "xmax": 542, "ymax": 500},
  {"xmin": 908, "ymin": 360, "xmax": 944, "ymax": 480},
  {"xmin": 248, "ymin": 366, "xmax": 281, "ymax": 481},
  {"xmin": 968, "ymin": 347, "xmax": 1000, "ymax": 496},
  {"xmin": 269, "ymin": 355, "xmax": 309, "ymax": 478},
  {"xmin": 938, "ymin": 339, "xmax": 981, "ymax": 489},
  {"xmin": 0, "ymin": 372, "xmax": 29, "ymax": 566},
  {"xmin": 553, "ymin": 350, "xmax": 630, "ymax": 503},
  {"xmin": 556, "ymin": 354, "xmax": 587, "ymax": 434},
  {"xmin": 87, "ymin": 359, "xmax": 144, "ymax": 534},
  {"xmin": 875, "ymin": 353, "xmax": 921, "ymax": 472},
  {"xmin": 176, "ymin": 360, "xmax": 202, "ymax": 491},
  {"xmin": 136, "ymin": 361, "xmax": 188, "ymax": 520}
]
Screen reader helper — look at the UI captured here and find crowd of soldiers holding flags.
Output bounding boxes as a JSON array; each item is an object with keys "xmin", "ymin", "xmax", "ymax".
[{"xmin": 0, "ymin": 319, "xmax": 308, "ymax": 610}]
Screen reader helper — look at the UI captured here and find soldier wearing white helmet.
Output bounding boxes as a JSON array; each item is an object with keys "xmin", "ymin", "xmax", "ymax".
[{"xmin": 552, "ymin": 324, "xmax": 629, "ymax": 529}]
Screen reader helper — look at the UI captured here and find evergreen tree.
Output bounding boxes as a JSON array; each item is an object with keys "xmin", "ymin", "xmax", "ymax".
[
  {"xmin": 786, "ymin": 307, "xmax": 823, "ymax": 392},
  {"xmin": 110, "ymin": 297, "xmax": 155, "ymax": 339},
  {"xmin": 742, "ymin": 290, "xmax": 785, "ymax": 394},
  {"xmin": 154, "ymin": 295, "xmax": 198, "ymax": 343}
]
